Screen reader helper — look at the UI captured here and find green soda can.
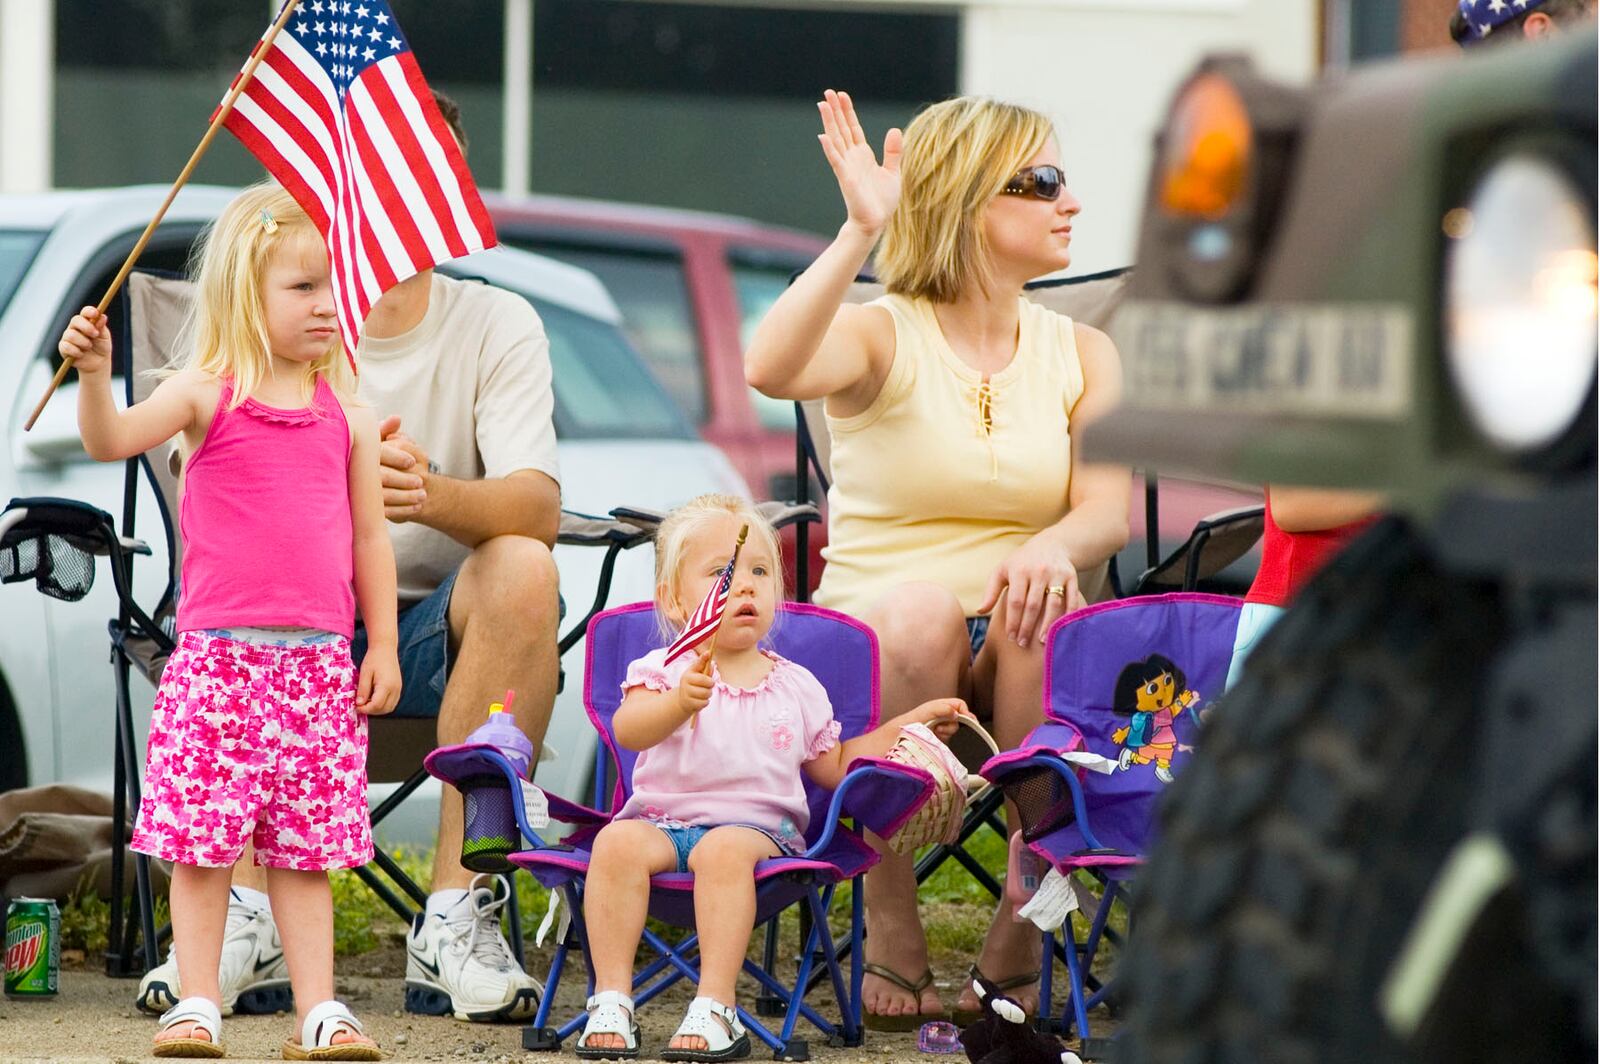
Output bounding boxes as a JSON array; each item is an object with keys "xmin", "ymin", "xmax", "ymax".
[{"xmin": 4, "ymin": 898, "xmax": 60, "ymax": 997}]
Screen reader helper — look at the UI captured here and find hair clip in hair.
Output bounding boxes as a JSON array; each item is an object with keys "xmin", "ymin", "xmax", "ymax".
[{"xmin": 259, "ymin": 209, "xmax": 279, "ymax": 234}]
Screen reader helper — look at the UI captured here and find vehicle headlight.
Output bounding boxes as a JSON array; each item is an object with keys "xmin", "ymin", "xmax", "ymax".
[{"xmin": 1445, "ymin": 154, "xmax": 1598, "ymax": 454}]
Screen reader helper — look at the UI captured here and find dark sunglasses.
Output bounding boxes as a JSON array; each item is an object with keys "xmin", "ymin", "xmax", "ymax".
[{"xmin": 1001, "ymin": 164, "xmax": 1066, "ymax": 201}]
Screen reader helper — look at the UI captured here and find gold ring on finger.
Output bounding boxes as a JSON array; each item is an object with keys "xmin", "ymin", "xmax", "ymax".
[{"xmin": 1046, "ymin": 585, "xmax": 1066, "ymax": 597}]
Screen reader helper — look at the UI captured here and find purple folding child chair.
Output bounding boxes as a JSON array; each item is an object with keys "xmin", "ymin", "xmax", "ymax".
[
  {"xmin": 426, "ymin": 601, "xmax": 936, "ymax": 1058},
  {"xmin": 980, "ymin": 592, "xmax": 1242, "ymax": 1054}
]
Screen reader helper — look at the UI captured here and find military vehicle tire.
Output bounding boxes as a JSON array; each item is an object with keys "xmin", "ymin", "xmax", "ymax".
[{"xmin": 1114, "ymin": 517, "xmax": 1531, "ymax": 1064}]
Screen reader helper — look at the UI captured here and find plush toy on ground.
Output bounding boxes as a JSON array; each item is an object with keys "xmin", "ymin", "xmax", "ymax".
[{"xmin": 957, "ymin": 969, "xmax": 1082, "ymax": 1064}]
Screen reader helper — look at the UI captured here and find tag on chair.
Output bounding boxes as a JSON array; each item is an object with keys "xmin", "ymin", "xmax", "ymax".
[
  {"xmin": 518, "ymin": 780, "xmax": 551, "ymax": 830},
  {"xmin": 1058, "ymin": 751, "xmax": 1121, "ymax": 775},
  {"xmin": 535, "ymin": 887, "xmax": 571, "ymax": 948},
  {"xmin": 1016, "ymin": 867, "xmax": 1096, "ymax": 932}
]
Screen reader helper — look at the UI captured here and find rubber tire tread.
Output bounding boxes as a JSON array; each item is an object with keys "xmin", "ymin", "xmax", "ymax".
[{"xmin": 1117, "ymin": 518, "xmax": 1503, "ymax": 1064}]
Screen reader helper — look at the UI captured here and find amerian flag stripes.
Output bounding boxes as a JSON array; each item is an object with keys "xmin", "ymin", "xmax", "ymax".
[
  {"xmin": 664, "ymin": 530, "xmax": 748, "ymax": 666},
  {"xmin": 221, "ymin": 0, "xmax": 496, "ymax": 365}
]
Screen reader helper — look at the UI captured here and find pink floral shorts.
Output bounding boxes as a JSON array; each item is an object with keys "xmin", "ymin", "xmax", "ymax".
[{"xmin": 131, "ymin": 631, "xmax": 374, "ymax": 871}]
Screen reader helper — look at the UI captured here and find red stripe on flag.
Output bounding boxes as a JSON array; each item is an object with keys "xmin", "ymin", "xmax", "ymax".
[
  {"xmin": 357, "ymin": 67, "xmax": 468, "ymax": 260},
  {"xmin": 398, "ymin": 53, "xmax": 497, "ymax": 248},
  {"xmin": 345, "ymin": 108, "xmax": 432, "ymax": 276}
]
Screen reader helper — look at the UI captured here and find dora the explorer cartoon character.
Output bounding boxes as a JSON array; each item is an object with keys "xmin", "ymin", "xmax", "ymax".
[{"xmin": 1110, "ymin": 654, "xmax": 1200, "ymax": 784}]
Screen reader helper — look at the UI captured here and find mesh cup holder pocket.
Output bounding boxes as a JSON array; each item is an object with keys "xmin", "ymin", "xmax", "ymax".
[
  {"xmin": 460, "ymin": 775, "xmax": 520, "ymax": 874},
  {"xmin": 1001, "ymin": 765, "xmax": 1076, "ymax": 844},
  {"xmin": 0, "ymin": 530, "xmax": 97, "ymax": 602}
]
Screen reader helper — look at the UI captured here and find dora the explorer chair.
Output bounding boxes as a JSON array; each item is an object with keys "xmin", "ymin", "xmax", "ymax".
[
  {"xmin": 426, "ymin": 601, "xmax": 938, "ymax": 1058},
  {"xmin": 979, "ymin": 593, "xmax": 1242, "ymax": 1057}
]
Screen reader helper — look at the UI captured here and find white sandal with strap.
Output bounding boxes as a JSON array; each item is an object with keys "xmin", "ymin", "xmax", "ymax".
[
  {"xmin": 662, "ymin": 996, "xmax": 751, "ymax": 1063},
  {"xmin": 281, "ymin": 1000, "xmax": 382, "ymax": 1061},
  {"xmin": 577, "ymin": 990, "xmax": 641, "ymax": 1060},
  {"xmin": 154, "ymin": 996, "xmax": 226, "ymax": 1058}
]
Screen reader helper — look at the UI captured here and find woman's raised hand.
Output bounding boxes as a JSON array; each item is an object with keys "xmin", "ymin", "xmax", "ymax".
[{"xmin": 816, "ymin": 89, "xmax": 902, "ymax": 236}]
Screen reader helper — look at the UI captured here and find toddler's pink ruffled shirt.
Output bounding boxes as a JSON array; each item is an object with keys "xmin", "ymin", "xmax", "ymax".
[{"xmin": 615, "ymin": 647, "xmax": 843, "ymax": 850}]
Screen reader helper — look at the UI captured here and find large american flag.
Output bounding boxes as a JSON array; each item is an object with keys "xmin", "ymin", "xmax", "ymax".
[
  {"xmin": 663, "ymin": 531, "xmax": 748, "ymax": 667},
  {"xmin": 221, "ymin": 0, "xmax": 496, "ymax": 363}
]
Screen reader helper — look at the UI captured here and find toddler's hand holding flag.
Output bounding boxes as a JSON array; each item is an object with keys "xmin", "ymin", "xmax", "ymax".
[{"xmin": 664, "ymin": 524, "xmax": 748, "ymax": 729}]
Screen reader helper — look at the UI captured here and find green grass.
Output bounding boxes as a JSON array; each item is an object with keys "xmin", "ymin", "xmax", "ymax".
[{"xmin": 58, "ymin": 878, "xmax": 172, "ymax": 954}]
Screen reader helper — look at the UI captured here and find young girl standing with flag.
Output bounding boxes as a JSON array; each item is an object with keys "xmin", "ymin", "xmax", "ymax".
[
  {"xmin": 60, "ymin": 182, "xmax": 398, "ymax": 1060},
  {"xmin": 576, "ymin": 494, "xmax": 969, "ymax": 1061}
]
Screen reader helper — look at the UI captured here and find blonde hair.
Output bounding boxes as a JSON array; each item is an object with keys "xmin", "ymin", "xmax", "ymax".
[
  {"xmin": 653, "ymin": 494, "xmax": 786, "ymax": 641},
  {"xmin": 876, "ymin": 97, "xmax": 1055, "ymax": 303},
  {"xmin": 183, "ymin": 182, "xmax": 352, "ymax": 407}
]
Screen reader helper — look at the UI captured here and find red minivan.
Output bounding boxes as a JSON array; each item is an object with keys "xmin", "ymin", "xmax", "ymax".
[{"xmin": 487, "ymin": 194, "xmax": 829, "ymax": 503}]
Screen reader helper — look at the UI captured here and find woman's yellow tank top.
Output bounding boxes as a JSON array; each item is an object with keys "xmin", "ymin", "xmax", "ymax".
[{"xmin": 814, "ymin": 293, "xmax": 1087, "ymax": 619}]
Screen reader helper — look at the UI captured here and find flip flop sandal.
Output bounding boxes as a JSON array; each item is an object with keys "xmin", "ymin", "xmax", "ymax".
[
  {"xmin": 153, "ymin": 997, "xmax": 226, "ymax": 1059},
  {"xmin": 862, "ymin": 964, "xmax": 943, "ymax": 1032},
  {"xmin": 576, "ymin": 990, "xmax": 641, "ymax": 1060},
  {"xmin": 660, "ymin": 996, "xmax": 751, "ymax": 1063},
  {"xmin": 951, "ymin": 964, "xmax": 1039, "ymax": 1027},
  {"xmin": 281, "ymin": 1000, "xmax": 383, "ymax": 1061}
]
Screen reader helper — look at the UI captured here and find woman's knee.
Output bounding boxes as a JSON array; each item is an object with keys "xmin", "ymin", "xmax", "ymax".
[{"xmin": 865, "ymin": 583, "xmax": 969, "ymax": 670}]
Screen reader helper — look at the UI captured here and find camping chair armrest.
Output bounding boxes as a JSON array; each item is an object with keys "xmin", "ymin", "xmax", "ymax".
[
  {"xmin": 754, "ymin": 500, "xmax": 821, "ymax": 531},
  {"xmin": 806, "ymin": 758, "xmax": 936, "ymax": 857},
  {"xmin": 558, "ymin": 509, "xmax": 656, "ymax": 550},
  {"xmin": 423, "ymin": 743, "xmax": 560, "ymax": 848},
  {"xmin": 542, "ymin": 791, "xmax": 610, "ymax": 827},
  {"xmin": 1, "ymin": 498, "xmax": 150, "ymax": 557},
  {"xmin": 606, "ymin": 502, "xmax": 821, "ymax": 535},
  {"xmin": 979, "ymin": 752, "xmax": 1108, "ymax": 852}
]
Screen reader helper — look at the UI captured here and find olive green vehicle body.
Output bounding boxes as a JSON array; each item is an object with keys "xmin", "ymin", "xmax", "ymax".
[{"xmin": 1094, "ymin": 30, "xmax": 1596, "ymax": 518}]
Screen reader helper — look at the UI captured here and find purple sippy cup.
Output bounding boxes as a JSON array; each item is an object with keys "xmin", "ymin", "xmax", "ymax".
[{"xmin": 467, "ymin": 689, "xmax": 534, "ymax": 779}]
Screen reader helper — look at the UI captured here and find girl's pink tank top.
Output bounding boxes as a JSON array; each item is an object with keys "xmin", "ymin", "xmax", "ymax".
[{"xmin": 178, "ymin": 377, "xmax": 356, "ymax": 638}]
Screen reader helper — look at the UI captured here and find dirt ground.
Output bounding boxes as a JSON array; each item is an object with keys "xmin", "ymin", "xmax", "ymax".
[{"xmin": 0, "ymin": 945, "xmax": 1114, "ymax": 1063}]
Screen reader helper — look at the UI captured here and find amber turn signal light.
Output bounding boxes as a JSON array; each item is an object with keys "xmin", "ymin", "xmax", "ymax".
[{"xmin": 1159, "ymin": 73, "xmax": 1254, "ymax": 220}]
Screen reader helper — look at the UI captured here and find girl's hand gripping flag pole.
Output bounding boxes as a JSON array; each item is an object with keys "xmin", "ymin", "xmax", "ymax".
[
  {"xmin": 664, "ymin": 524, "xmax": 749, "ymax": 730},
  {"xmin": 24, "ymin": 0, "xmax": 305, "ymax": 431}
]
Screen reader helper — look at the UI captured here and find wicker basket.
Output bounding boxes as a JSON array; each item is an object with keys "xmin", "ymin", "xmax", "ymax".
[{"xmin": 880, "ymin": 716, "xmax": 999, "ymax": 856}]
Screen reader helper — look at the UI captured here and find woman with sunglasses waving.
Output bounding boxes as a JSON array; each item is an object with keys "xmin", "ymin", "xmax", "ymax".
[{"xmin": 745, "ymin": 91, "xmax": 1130, "ymax": 1029}]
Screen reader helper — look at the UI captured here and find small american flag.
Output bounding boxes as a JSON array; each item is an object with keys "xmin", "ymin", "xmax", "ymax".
[
  {"xmin": 221, "ymin": 0, "xmax": 496, "ymax": 364},
  {"xmin": 663, "ymin": 527, "xmax": 748, "ymax": 666}
]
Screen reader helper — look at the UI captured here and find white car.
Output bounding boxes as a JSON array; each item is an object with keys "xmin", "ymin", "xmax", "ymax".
[{"xmin": 0, "ymin": 185, "xmax": 749, "ymax": 824}]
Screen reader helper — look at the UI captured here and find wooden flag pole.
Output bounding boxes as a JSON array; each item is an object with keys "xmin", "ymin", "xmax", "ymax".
[
  {"xmin": 691, "ymin": 523, "xmax": 749, "ymax": 731},
  {"xmin": 24, "ymin": 0, "xmax": 304, "ymax": 432}
]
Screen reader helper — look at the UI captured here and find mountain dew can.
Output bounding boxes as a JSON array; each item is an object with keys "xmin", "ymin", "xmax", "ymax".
[{"xmin": 4, "ymin": 898, "xmax": 60, "ymax": 997}]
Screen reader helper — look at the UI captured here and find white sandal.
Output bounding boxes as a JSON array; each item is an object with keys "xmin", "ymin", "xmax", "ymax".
[
  {"xmin": 281, "ymin": 1000, "xmax": 382, "ymax": 1061},
  {"xmin": 661, "ymin": 996, "xmax": 751, "ymax": 1063},
  {"xmin": 153, "ymin": 996, "xmax": 225, "ymax": 1058},
  {"xmin": 577, "ymin": 990, "xmax": 640, "ymax": 1060}
]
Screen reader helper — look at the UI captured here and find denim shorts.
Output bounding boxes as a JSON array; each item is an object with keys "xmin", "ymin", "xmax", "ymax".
[
  {"xmin": 645, "ymin": 822, "xmax": 798, "ymax": 873},
  {"xmin": 350, "ymin": 566, "xmax": 565, "ymax": 719},
  {"xmin": 964, "ymin": 616, "xmax": 991, "ymax": 659}
]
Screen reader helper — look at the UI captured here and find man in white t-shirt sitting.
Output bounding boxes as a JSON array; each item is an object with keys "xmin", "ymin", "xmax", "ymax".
[{"xmin": 136, "ymin": 96, "xmax": 555, "ymax": 1025}]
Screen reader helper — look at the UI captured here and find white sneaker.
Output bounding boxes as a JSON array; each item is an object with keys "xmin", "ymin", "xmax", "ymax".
[
  {"xmin": 136, "ymin": 889, "xmax": 292, "ymax": 1016},
  {"xmin": 405, "ymin": 875, "xmax": 542, "ymax": 1022}
]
